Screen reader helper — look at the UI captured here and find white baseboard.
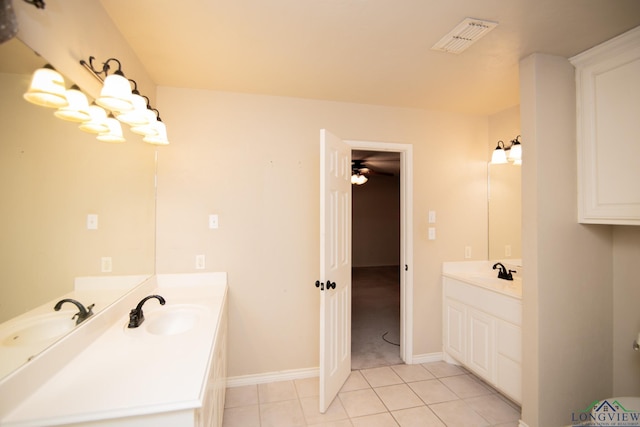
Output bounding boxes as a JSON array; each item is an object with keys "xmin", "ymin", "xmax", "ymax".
[
  {"xmin": 409, "ymin": 352, "xmax": 444, "ymax": 364},
  {"xmin": 518, "ymin": 421, "xmax": 528, "ymax": 427},
  {"xmin": 226, "ymin": 367, "xmax": 319, "ymax": 388},
  {"xmin": 226, "ymin": 352, "xmax": 445, "ymax": 388}
]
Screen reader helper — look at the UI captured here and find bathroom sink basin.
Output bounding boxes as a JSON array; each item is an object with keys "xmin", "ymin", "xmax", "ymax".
[
  {"xmin": 131, "ymin": 305, "xmax": 208, "ymax": 336},
  {"xmin": 1, "ymin": 311, "xmax": 77, "ymax": 347}
]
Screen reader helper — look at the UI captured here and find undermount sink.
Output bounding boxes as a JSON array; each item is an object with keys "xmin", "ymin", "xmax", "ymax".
[
  {"xmin": 128, "ymin": 304, "xmax": 208, "ymax": 336},
  {"xmin": 1, "ymin": 311, "xmax": 77, "ymax": 347}
]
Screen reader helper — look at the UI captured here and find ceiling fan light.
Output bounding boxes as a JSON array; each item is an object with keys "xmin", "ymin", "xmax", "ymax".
[
  {"xmin": 351, "ymin": 173, "xmax": 368, "ymax": 185},
  {"xmin": 23, "ymin": 64, "xmax": 68, "ymax": 108},
  {"xmin": 79, "ymin": 105, "xmax": 109, "ymax": 134},
  {"xmin": 97, "ymin": 116, "xmax": 126, "ymax": 143},
  {"xmin": 96, "ymin": 72, "xmax": 133, "ymax": 112},
  {"xmin": 54, "ymin": 86, "xmax": 91, "ymax": 122}
]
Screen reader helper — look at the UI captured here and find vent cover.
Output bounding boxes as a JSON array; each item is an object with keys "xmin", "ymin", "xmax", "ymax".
[{"xmin": 431, "ymin": 18, "xmax": 498, "ymax": 54}]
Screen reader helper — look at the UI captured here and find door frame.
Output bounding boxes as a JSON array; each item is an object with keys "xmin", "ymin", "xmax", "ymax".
[{"xmin": 346, "ymin": 140, "xmax": 414, "ymax": 363}]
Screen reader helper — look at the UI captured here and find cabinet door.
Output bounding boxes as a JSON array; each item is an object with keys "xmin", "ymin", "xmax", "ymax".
[
  {"xmin": 496, "ymin": 320, "xmax": 522, "ymax": 404},
  {"xmin": 572, "ymin": 27, "xmax": 640, "ymax": 225},
  {"xmin": 467, "ymin": 308, "xmax": 494, "ymax": 382},
  {"xmin": 444, "ymin": 298, "xmax": 466, "ymax": 363}
]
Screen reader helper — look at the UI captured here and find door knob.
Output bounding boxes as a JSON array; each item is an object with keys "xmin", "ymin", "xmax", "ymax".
[
  {"xmin": 315, "ymin": 280, "xmax": 324, "ymax": 291},
  {"xmin": 326, "ymin": 280, "xmax": 336, "ymax": 290}
]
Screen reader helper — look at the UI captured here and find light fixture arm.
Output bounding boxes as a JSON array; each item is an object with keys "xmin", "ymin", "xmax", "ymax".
[
  {"xmin": 80, "ymin": 56, "xmax": 126, "ymax": 83},
  {"xmin": 23, "ymin": 0, "xmax": 45, "ymax": 9}
]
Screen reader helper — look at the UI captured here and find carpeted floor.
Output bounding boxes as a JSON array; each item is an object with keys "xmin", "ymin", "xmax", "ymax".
[{"xmin": 351, "ymin": 265, "xmax": 403, "ymax": 370}]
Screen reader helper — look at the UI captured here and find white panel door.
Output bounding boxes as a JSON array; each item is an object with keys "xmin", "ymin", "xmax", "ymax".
[{"xmin": 319, "ymin": 129, "xmax": 351, "ymax": 413}]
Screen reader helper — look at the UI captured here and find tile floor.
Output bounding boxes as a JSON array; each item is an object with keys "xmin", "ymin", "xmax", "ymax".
[{"xmin": 222, "ymin": 361, "xmax": 521, "ymax": 427}]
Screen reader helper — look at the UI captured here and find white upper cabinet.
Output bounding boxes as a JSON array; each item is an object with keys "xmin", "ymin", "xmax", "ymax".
[{"xmin": 571, "ymin": 26, "xmax": 640, "ymax": 225}]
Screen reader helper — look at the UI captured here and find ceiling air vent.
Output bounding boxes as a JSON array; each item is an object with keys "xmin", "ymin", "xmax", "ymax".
[{"xmin": 431, "ymin": 18, "xmax": 498, "ymax": 54}]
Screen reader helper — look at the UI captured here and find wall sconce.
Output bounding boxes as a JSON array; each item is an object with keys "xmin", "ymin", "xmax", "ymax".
[
  {"xmin": 23, "ymin": 64, "xmax": 68, "ymax": 108},
  {"xmin": 491, "ymin": 135, "xmax": 522, "ymax": 165}
]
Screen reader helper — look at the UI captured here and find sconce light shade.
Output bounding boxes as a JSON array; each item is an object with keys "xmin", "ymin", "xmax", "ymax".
[
  {"xmin": 23, "ymin": 65, "xmax": 68, "ymax": 108},
  {"xmin": 131, "ymin": 109, "xmax": 160, "ymax": 136},
  {"xmin": 96, "ymin": 72, "xmax": 133, "ymax": 112},
  {"xmin": 508, "ymin": 136, "xmax": 522, "ymax": 161},
  {"xmin": 116, "ymin": 93, "xmax": 150, "ymax": 126},
  {"xmin": 491, "ymin": 141, "xmax": 508, "ymax": 164},
  {"xmin": 54, "ymin": 85, "xmax": 91, "ymax": 122},
  {"xmin": 97, "ymin": 116, "xmax": 126, "ymax": 143},
  {"xmin": 142, "ymin": 120, "xmax": 170, "ymax": 145},
  {"xmin": 79, "ymin": 105, "xmax": 109, "ymax": 134}
]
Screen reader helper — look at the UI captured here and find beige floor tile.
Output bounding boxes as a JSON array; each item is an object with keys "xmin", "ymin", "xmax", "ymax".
[
  {"xmin": 258, "ymin": 380, "xmax": 299, "ymax": 403},
  {"xmin": 408, "ymin": 379, "xmax": 459, "ymax": 405},
  {"xmin": 341, "ymin": 371, "xmax": 371, "ymax": 392},
  {"xmin": 339, "ymin": 388, "xmax": 388, "ymax": 418},
  {"xmin": 300, "ymin": 395, "xmax": 350, "ymax": 425},
  {"xmin": 439, "ymin": 374, "xmax": 494, "ymax": 398},
  {"xmin": 465, "ymin": 394, "xmax": 521, "ymax": 424},
  {"xmin": 391, "ymin": 406, "xmax": 446, "ymax": 427},
  {"xmin": 221, "ymin": 404, "xmax": 260, "ymax": 427},
  {"xmin": 429, "ymin": 399, "xmax": 490, "ymax": 427},
  {"xmin": 308, "ymin": 420, "xmax": 354, "ymax": 427},
  {"xmin": 390, "ymin": 364, "xmax": 435, "ymax": 383},
  {"xmin": 351, "ymin": 412, "xmax": 400, "ymax": 427},
  {"xmin": 260, "ymin": 399, "xmax": 306, "ymax": 427},
  {"xmin": 421, "ymin": 361, "xmax": 466, "ymax": 378},
  {"xmin": 296, "ymin": 376, "xmax": 320, "ymax": 398},
  {"xmin": 361, "ymin": 366, "xmax": 404, "ymax": 387},
  {"xmin": 374, "ymin": 383, "xmax": 424, "ymax": 411},
  {"xmin": 224, "ymin": 385, "xmax": 258, "ymax": 408}
]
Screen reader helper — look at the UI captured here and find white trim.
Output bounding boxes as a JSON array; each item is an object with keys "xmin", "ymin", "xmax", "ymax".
[
  {"xmin": 518, "ymin": 421, "xmax": 528, "ymax": 427},
  {"xmin": 226, "ymin": 367, "xmax": 319, "ymax": 388},
  {"xmin": 346, "ymin": 140, "xmax": 414, "ymax": 364},
  {"xmin": 410, "ymin": 352, "xmax": 444, "ymax": 365}
]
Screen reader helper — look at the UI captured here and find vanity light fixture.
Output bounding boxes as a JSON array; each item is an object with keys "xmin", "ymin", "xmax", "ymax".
[
  {"xmin": 23, "ymin": 64, "xmax": 68, "ymax": 108},
  {"xmin": 54, "ymin": 85, "xmax": 91, "ymax": 122},
  {"xmin": 23, "ymin": 0, "xmax": 45, "ymax": 9},
  {"xmin": 97, "ymin": 114, "xmax": 126, "ymax": 143},
  {"xmin": 491, "ymin": 135, "xmax": 522, "ymax": 165},
  {"xmin": 79, "ymin": 105, "xmax": 109, "ymax": 134},
  {"xmin": 142, "ymin": 111, "xmax": 170, "ymax": 145},
  {"xmin": 116, "ymin": 87, "xmax": 151, "ymax": 127}
]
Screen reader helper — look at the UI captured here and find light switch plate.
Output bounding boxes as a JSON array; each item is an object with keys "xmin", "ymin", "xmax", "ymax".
[
  {"xmin": 87, "ymin": 214, "xmax": 98, "ymax": 230},
  {"xmin": 209, "ymin": 214, "xmax": 219, "ymax": 229},
  {"xmin": 428, "ymin": 227, "xmax": 436, "ymax": 240},
  {"xmin": 428, "ymin": 210, "xmax": 436, "ymax": 224}
]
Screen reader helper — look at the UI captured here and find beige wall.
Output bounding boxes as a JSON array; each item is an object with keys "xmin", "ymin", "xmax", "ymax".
[
  {"xmin": 352, "ymin": 175, "xmax": 400, "ymax": 267},
  {"xmin": 520, "ymin": 53, "xmax": 614, "ymax": 426},
  {"xmin": 154, "ymin": 87, "xmax": 489, "ymax": 376},
  {"xmin": 488, "ymin": 106, "xmax": 522, "ymax": 260}
]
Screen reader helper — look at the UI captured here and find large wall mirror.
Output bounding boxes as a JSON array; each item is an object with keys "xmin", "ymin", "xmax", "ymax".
[
  {"xmin": 0, "ymin": 38, "xmax": 156, "ymax": 379},
  {"xmin": 488, "ymin": 162, "xmax": 522, "ymax": 262}
]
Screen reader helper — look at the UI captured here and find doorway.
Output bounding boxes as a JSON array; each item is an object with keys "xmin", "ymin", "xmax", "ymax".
[{"xmin": 346, "ymin": 140, "xmax": 414, "ymax": 366}]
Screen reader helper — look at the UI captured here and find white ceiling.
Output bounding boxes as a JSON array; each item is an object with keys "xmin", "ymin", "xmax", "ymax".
[{"xmin": 100, "ymin": 0, "xmax": 640, "ymax": 115}]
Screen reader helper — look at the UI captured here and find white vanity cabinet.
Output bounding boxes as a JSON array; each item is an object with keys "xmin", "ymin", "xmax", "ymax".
[
  {"xmin": 443, "ymin": 276, "xmax": 522, "ymax": 404},
  {"xmin": 571, "ymin": 26, "xmax": 640, "ymax": 225}
]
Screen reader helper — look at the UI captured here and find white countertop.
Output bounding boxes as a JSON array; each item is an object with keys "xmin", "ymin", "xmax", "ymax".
[
  {"xmin": 442, "ymin": 261, "xmax": 522, "ymax": 299},
  {"xmin": 1, "ymin": 273, "xmax": 227, "ymax": 427}
]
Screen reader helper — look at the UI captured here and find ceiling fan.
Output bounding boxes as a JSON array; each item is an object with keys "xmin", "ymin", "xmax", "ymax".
[{"xmin": 351, "ymin": 158, "xmax": 395, "ymax": 185}]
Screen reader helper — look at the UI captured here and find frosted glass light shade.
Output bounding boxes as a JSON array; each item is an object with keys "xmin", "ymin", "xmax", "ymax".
[
  {"xmin": 116, "ymin": 93, "xmax": 149, "ymax": 126},
  {"xmin": 23, "ymin": 66, "xmax": 68, "ymax": 108},
  {"xmin": 96, "ymin": 73, "xmax": 133, "ymax": 112},
  {"xmin": 491, "ymin": 147, "xmax": 507, "ymax": 164},
  {"xmin": 97, "ymin": 117, "xmax": 126, "ymax": 143},
  {"xmin": 54, "ymin": 86, "xmax": 91, "ymax": 122},
  {"xmin": 509, "ymin": 143, "xmax": 522, "ymax": 161},
  {"xmin": 143, "ymin": 120, "xmax": 170, "ymax": 145},
  {"xmin": 79, "ymin": 105, "xmax": 109, "ymax": 134},
  {"xmin": 131, "ymin": 109, "xmax": 159, "ymax": 136},
  {"xmin": 351, "ymin": 174, "xmax": 368, "ymax": 185}
]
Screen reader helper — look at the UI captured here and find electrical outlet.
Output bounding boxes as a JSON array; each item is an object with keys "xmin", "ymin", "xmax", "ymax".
[
  {"xmin": 428, "ymin": 227, "xmax": 436, "ymax": 240},
  {"xmin": 101, "ymin": 257, "xmax": 112, "ymax": 273},
  {"xmin": 195, "ymin": 254, "xmax": 205, "ymax": 270},
  {"xmin": 505, "ymin": 244, "xmax": 512, "ymax": 257},
  {"xmin": 464, "ymin": 246, "xmax": 472, "ymax": 259}
]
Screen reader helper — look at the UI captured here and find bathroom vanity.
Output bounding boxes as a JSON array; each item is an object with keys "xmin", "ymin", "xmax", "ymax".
[
  {"xmin": 442, "ymin": 261, "xmax": 522, "ymax": 404},
  {"xmin": 0, "ymin": 273, "xmax": 228, "ymax": 427}
]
